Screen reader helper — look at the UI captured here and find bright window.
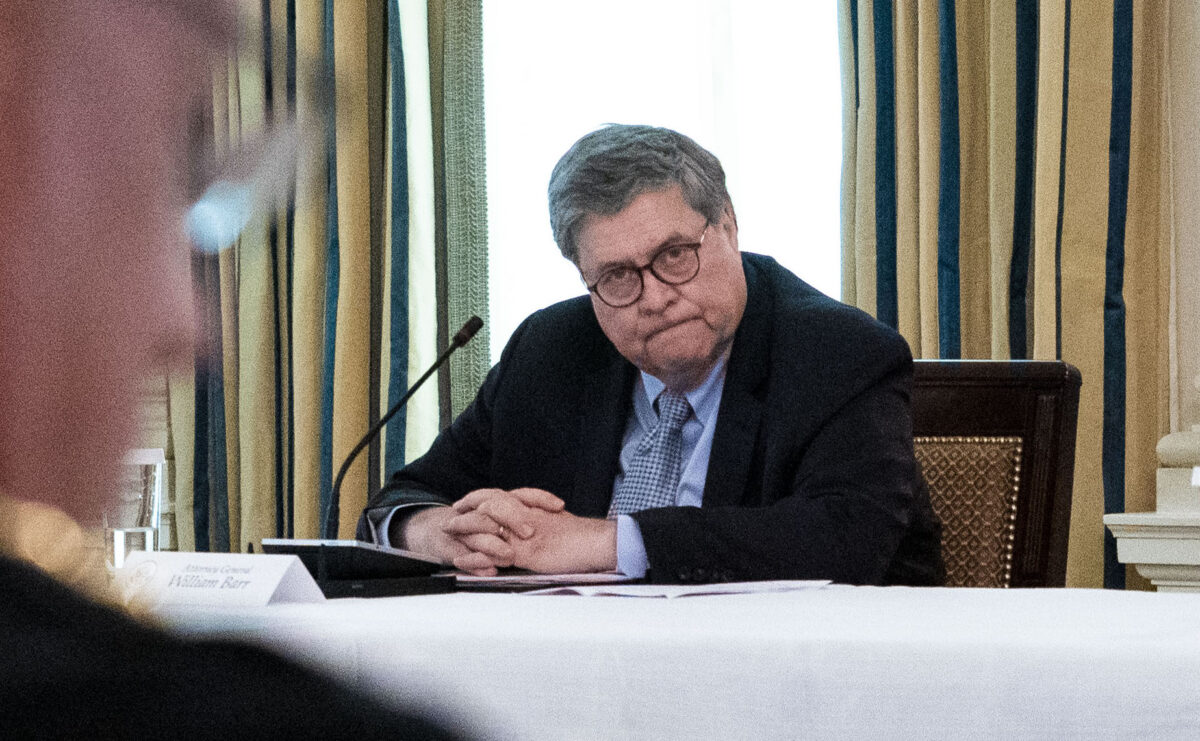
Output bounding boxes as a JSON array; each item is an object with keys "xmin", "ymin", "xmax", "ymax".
[{"xmin": 484, "ymin": 1, "xmax": 842, "ymax": 362}]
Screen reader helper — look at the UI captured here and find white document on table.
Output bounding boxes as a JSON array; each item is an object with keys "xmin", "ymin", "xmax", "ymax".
[{"xmin": 523, "ymin": 579, "xmax": 831, "ymax": 598}]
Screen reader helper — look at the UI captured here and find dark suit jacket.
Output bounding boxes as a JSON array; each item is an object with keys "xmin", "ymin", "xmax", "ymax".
[
  {"xmin": 360, "ymin": 253, "xmax": 943, "ymax": 586},
  {"xmin": 0, "ymin": 555, "xmax": 467, "ymax": 739}
]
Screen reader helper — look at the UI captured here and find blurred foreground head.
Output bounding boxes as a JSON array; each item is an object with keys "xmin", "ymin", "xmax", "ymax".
[{"xmin": 0, "ymin": 1, "xmax": 237, "ymax": 524}]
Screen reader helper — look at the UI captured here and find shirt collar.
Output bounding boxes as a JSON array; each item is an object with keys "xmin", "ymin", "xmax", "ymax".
[{"xmin": 638, "ymin": 350, "xmax": 729, "ymax": 428}]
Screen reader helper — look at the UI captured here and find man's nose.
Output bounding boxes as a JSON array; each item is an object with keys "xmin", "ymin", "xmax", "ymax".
[{"xmin": 637, "ymin": 270, "xmax": 676, "ymax": 312}]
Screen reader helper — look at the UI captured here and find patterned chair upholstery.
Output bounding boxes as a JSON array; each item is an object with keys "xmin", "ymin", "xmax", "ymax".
[{"xmin": 912, "ymin": 361, "xmax": 1081, "ymax": 587}]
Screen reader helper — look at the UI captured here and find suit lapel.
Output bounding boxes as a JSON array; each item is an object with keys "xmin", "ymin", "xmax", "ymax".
[
  {"xmin": 574, "ymin": 351, "xmax": 637, "ymax": 517},
  {"xmin": 703, "ymin": 256, "xmax": 770, "ymax": 508}
]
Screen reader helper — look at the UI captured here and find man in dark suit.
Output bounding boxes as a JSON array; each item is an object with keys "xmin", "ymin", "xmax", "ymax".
[{"xmin": 360, "ymin": 124, "xmax": 943, "ymax": 585}]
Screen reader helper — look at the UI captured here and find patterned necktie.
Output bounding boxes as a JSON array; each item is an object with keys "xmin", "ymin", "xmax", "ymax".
[{"xmin": 608, "ymin": 391, "xmax": 692, "ymax": 516}]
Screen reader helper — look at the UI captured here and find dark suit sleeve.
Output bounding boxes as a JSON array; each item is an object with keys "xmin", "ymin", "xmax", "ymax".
[{"xmin": 632, "ymin": 331, "xmax": 940, "ymax": 586}]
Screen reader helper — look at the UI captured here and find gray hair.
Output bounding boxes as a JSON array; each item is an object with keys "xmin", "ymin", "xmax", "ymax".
[{"xmin": 547, "ymin": 124, "xmax": 731, "ymax": 263}]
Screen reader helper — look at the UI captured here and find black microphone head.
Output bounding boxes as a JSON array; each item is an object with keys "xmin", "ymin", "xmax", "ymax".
[{"xmin": 452, "ymin": 315, "xmax": 484, "ymax": 346}]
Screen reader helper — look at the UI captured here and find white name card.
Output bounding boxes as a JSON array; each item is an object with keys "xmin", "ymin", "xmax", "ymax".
[
  {"xmin": 1193, "ymin": 466, "xmax": 1200, "ymax": 487},
  {"xmin": 117, "ymin": 551, "xmax": 325, "ymax": 608}
]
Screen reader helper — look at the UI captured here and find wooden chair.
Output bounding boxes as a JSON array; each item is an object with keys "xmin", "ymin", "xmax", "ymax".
[{"xmin": 912, "ymin": 360, "xmax": 1081, "ymax": 587}]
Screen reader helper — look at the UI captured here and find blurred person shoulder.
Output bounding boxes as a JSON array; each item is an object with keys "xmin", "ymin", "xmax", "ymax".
[{"xmin": 0, "ymin": 554, "xmax": 469, "ymax": 740}]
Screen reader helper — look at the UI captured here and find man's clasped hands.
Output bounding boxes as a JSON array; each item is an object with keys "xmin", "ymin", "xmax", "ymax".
[{"xmin": 399, "ymin": 489, "xmax": 618, "ymax": 576}]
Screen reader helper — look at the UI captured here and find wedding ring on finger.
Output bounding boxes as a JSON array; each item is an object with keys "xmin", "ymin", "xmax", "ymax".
[{"xmin": 497, "ymin": 525, "xmax": 508, "ymax": 539}]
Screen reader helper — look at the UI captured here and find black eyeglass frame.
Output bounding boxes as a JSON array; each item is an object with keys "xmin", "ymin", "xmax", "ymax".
[{"xmin": 584, "ymin": 223, "xmax": 710, "ymax": 308}]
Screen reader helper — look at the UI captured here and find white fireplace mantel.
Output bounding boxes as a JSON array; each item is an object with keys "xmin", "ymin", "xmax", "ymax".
[{"xmin": 1105, "ymin": 430, "xmax": 1200, "ymax": 591}]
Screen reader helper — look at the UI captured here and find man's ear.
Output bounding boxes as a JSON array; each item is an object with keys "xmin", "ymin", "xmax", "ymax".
[{"xmin": 722, "ymin": 203, "xmax": 739, "ymax": 243}]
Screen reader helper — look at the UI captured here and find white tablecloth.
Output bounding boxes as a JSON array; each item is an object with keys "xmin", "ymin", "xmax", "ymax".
[{"xmin": 160, "ymin": 586, "xmax": 1200, "ymax": 740}]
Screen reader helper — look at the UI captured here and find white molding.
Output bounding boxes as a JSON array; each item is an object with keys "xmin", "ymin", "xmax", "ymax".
[{"xmin": 1104, "ymin": 514, "xmax": 1200, "ymax": 591}]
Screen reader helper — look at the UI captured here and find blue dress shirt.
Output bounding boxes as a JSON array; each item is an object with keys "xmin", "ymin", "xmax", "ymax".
[{"xmin": 615, "ymin": 354, "xmax": 728, "ymax": 577}]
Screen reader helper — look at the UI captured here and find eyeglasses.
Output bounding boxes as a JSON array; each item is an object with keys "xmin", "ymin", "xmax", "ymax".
[
  {"xmin": 185, "ymin": 39, "xmax": 336, "ymax": 254},
  {"xmin": 585, "ymin": 223, "xmax": 709, "ymax": 308}
]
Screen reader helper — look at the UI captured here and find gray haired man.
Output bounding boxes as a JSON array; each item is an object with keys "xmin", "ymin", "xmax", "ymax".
[{"xmin": 361, "ymin": 124, "xmax": 943, "ymax": 586}]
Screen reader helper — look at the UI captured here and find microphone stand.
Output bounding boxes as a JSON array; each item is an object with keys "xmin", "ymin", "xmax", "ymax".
[
  {"xmin": 323, "ymin": 315, "xmax": 483, "ymax": 539},
  {"xmin": 261, "ymin": 316, "xmax": 482, "ymax": 598}
]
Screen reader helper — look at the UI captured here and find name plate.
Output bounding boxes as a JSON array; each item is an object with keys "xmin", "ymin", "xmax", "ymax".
[{"xmin": 117, "ymin": 551, "xmax": 325, "ymax": 608}]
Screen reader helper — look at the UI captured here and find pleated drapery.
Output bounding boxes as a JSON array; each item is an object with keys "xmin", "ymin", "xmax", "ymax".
[
  {"xmin": 430, "ymin": 0, "xmax": 490, "ymax": 424},
  {"xmin": 168, "ymin": 0, "xmax": 488, "ymax": 551},
  {"xmin": 840, "ymin": 0, "xmax": 1174, "ymax": 589}
]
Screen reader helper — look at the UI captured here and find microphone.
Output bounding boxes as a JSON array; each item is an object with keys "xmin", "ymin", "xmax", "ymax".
[
  {"xmin": 262, "ymin": 315, "xmax": 482, "ymax": 596},
  {"xmin": 322, "ymin": 315, "xmax": 483, "ymax": 539}
]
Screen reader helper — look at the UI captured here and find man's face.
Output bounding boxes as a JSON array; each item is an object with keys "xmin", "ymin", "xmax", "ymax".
[
  {"xmin": 575, "ymin": 185, "xmax": 747, "ymax": 391},
  {"xmin": 0, "ymin": 2, "xmax": 234, "ymax": 522}
]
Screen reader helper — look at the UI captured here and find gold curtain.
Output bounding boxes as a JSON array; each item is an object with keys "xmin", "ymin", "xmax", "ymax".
[
  {"xmin": 840, "ymin": 0, "xmax": 1171, "ymax": 588},
  {"xmin": 167, "ymin": 0, "xmax": 487, "ymax": 551}
]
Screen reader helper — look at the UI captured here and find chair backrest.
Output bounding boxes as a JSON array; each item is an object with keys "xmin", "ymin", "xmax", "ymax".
[{"xmin": 912, "ymin": 360, "xmax": 1081, "ymax": 587}]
